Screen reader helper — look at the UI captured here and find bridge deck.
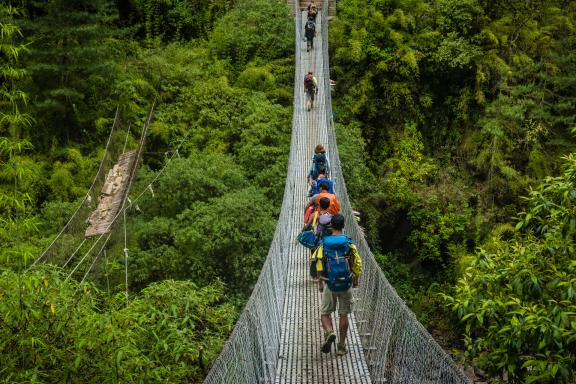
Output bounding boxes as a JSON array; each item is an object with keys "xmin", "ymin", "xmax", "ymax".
[
  {"xmin": 203, "ymin": 4, "xmax": 471, "ymax": 383},
  {"xmin": 273, "ymin": 12, "xmax": 371, "ymax": 384},
  {"xmin": 85, "ymin": 150, "xmax": 138, "ymax": 237}
]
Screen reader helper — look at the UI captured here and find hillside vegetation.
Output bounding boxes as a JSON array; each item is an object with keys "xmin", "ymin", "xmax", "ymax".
[
  {"xmin": 0, "ymin": 0, "xmax": 293, "ymax": 381},
  {"xmin": 331, "ymin": 0, "xmax": 576, "ymax": 382},
  {"xmin": 1, "ymin": 0, "xmax": 575, "ymax": 382}
]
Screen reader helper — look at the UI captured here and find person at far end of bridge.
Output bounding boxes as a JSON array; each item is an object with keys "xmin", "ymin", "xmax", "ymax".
[
  {"xmin": 309, "ymin": 181, "xmax": 340, "ymax": 215},
  {"xmin": 304, "ymin": 17, "xmax": 316, "ymax": 52},
  {"xmin": 307, "ymin": 0, "xmax": 318, "ymax": 22},
  {"xmin": 314, "ymin": 214, "xmax": 363, "ymax": 356},
  {"xmin": 304, "ymin": 71, "xmax": 318, "ymax": 111}
]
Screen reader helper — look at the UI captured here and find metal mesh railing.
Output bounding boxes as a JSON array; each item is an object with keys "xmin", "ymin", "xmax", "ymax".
[
  {"xmin": 203, "ymin": 9, "xmax": 301, "ymax": 381},
  {"xmin": 204, "ymin": 1, "xmax": 471, "ymax": 383},
  {"xmin": 319, "ymin": 2, "xmax": 470, "ymax": 383}
]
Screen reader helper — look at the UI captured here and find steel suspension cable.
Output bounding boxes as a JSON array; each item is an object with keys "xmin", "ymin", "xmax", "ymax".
[
  {"xmin": 31, "ymin": 107, "xmax": 120, "ymax": 268},
  {"xmin": 61, "ymin": 101, "xmax": 154, "ymax": 282}
]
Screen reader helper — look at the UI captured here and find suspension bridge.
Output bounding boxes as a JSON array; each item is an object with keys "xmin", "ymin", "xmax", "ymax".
[
  {"xmin": 30, "ymin": 0, "xmax": 473, "ymax": 382},
  {"xmin": 203, "ymin": 1, "xmax": 471, "ymax": 383}
]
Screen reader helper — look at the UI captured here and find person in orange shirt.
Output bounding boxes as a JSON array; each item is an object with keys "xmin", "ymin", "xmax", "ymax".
[{"xmin": 310, "ymin": 181, "xmax": 340, "ymax": 215}]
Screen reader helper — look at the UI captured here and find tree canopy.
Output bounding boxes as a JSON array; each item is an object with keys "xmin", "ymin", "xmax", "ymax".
[{"xmin": 0, "ymin": 0, "xmax": 575, "ymax": 381}]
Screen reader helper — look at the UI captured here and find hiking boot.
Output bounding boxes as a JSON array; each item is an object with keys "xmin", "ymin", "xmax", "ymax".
[
  {"xmin": 336, "ymin": 343, "xmax": 348, "ymax": 356},
  {"xmin": 321, "ymin": 331, "xmax": 336, "ymax": 353}
]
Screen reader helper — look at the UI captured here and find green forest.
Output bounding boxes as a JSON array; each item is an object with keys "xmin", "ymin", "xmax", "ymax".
[{"xmin": 0, "ymin": 0, "xmax": 575, "ymax": 383}]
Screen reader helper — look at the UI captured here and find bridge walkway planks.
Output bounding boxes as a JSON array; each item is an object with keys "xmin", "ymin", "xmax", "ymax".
[{"xmin": 273, "ymin": 10, "xmax": 371, "ymax": 384}]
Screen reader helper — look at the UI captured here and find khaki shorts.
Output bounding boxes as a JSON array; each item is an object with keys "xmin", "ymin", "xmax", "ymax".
[
  {"xmin": 321, "ymin": 286, "xmax": 352, "ymax": 315},
  {"xmin": 306, "ymin": 89, "xmax": 315, "ymax": 102}
]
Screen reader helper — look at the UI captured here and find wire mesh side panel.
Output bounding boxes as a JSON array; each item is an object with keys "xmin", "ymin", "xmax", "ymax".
[
  {"xmin": 319, "ymin": 2, "xmax": 471, "ymax": 383},
  {"xmin": 33, "ymin": 108, "xmax": 129, "ymax": 268},
  {"xmin": 203, "ymin": 11, "xmax": 303, "ymax": 381}
]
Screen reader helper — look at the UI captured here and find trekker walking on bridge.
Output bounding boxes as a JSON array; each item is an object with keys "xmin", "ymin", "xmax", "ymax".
[
  {"xmin": 304, "ymin": 71, "xmax": 318, "ymax": 111},
  {"xmin": 309, "ymin": 171, "xmax": 334, "ymax": 196},
  {"xmin": 307, "ymin": 144, "xmax": 330, "ymax": 196},
  {"xmin": 309, "ymin": 181, "xmax": 340, "ymax": 215},
  {"xmin": 309, "ymin": 144, "xmax": 329, "ymax": 180},
  {"xmin": 305, "ymin": 196, "xmax": 333, "ymax": 237},
  {"xmin": 314, "ymin": 214, "xmax": 363, "ymax": 356},
  {"xmin": 307, "ymin": 0, "xmax": 318, "ymax": 21},
  {"xmin": 304, "ymin": 17, "xmax": 316, "ymax": 52}
]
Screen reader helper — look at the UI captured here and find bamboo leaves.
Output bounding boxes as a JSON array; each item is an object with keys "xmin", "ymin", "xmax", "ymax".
[{"xmin": 444, "ymin": 154, "xmax": 576, "ymax": 382}]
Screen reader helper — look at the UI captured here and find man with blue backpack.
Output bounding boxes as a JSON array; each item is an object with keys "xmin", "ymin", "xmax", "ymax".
[
  {"xmin": 309, "ymin": 144, "xmax": 329, "ymax": 180},
  {"xmin": 307, "ymin": 144, "xmax": 330, "ymax": 196},
  {"xmin": 313, "ymin": 214, "xmax": 363, "ymax": 356},
  {"xmin": 309, "ymin": 171, "xmax": 334, "ymax": 196}
]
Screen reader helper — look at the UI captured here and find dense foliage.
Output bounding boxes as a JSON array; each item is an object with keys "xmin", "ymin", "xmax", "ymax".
[
  {"xmin": 444, "ymin": 154, "xmax": 576, "ymax": 383},
  {"xmin": 332, "ymin": 0, "xmax": 576, "ymax": 263},
  {"xmin": 2, "ymin": 0, "xmax": 576, "ymax": 381},
  {"xmin": 331, "ymin": 0, "xmax": 576, "ymax": 381},
  {"xmin": 0, "ymin": 268, "xmax": 234, "ymax": 382},
  {"xmin": 0, "ymin": 0, "xmax": 293, "ymax": 381}
]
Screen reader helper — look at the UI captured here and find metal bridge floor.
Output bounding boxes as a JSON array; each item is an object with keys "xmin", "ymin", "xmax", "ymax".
[{"xmin": 273, "ymin": 12, "xmax": 371, "ymax": 384}]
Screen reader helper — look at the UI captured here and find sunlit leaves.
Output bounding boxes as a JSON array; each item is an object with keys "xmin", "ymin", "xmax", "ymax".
[
  {"xmin": 0, "ymin": 268, "xmax": 235, "ymax": 382},
  {"xmin": 444, "ymin": 154, "xmax": 576, "ymax": 382},
  {"xmin": 209, "ymin": 0, "xmax": 293, "ymax": 68}
]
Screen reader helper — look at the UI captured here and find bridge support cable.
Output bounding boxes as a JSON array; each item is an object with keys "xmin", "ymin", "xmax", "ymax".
[{"xmin": 30, "ymin": 107, "xmax": 121, "ymax": 268}]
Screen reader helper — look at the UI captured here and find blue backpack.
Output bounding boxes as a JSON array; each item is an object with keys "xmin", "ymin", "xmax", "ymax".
[
  {"xmin": 311, "ymin": 153, "xmax": 327, "ymax": 179},
  {"xmin": 322, "ymin": 235, "xmax": 353, "ymax": 292},
  {"xmin": 313, "ymin": 177, "xmax": 334, "ymax": 195},
  {"xmin": 297, "ymin": 229, "xmax": 318, "ymax": 249},
  {"xmin": 297, "ymin": 213, "xmax": 319, "ymax": 249}
]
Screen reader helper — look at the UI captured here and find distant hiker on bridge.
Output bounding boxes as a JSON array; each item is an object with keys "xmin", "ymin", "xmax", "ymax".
[
  {"xmin": 304, "ymin": 71, "xmax": 318, "ymax": 111},
  {"xmin": 305, "ymin": 17, "xmax": 316, "ymax": 52},
  {"xmin": 307, "ymin": 0, "xmax": 318, "ymax": 21},
  {"xmin": 309, "ymin": 144, "xmax": 329, "ymax": 180},
  {"xmin": 314, "ymin": 214, "xmax": 363, "ymax": 356}
]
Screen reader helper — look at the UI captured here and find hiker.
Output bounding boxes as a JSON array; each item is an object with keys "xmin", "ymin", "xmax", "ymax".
[
  {"xmin": 307, "ymin": 0, "xmax": 318, "ymax": 21},
  {"xmin": 315, "ymin": 197, "xmax": 334, "ymax": 238},
  {"xmin": 309, "ymin": 171, "xmax": 335, "ymax": 197},
  {"xmin": 304, "ymin": 71, "xmax": 318, "ymax": 111},
  {"xmin": 308, "ymin": 144, "xmax": 330, "ymax": 182},
  {"xmin": 305, "ymin": 197, "xmax": 333, "ymax": 238},
  {"xmin": 304, "ymin": 18, "xmax": 316, "ymax": 52},
  {"xmin": 310, "ymin": 181, "xmax": 340, "ymax": 215},
  {"xmin": 303, "ymin": 200, "xmax": 316, "ymax": 225},
  {"xmin": 314, "ymin": 214, "xmax": 363, "ymax": 356},
  {"xmin": 305, "ymin": 197, "xmax": 333, "ymax": 280}
]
